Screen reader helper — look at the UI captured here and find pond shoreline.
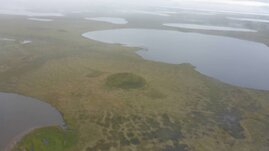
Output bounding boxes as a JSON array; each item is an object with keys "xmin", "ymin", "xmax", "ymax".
[
  {"xmin": 0, "ymin": 92, "xmax": 65, "ymax": 151},
  {"xmin": 4, "ymin": 125, "xmax": 60, "ymax": 151}
]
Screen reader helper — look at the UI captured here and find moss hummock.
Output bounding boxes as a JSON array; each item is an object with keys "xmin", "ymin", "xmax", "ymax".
[{"xmin": 106, "ymin": 72, "xmax": 146, "ymax": 89}]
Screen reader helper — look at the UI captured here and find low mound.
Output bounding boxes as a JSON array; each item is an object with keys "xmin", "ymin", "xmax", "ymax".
[{"xmin": 106, "ymin": 73, "xmax": 146, "ymax": 89}]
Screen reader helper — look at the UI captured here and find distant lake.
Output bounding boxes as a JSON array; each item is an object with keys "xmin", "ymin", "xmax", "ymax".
[
  {"xmin": 85, "ymin": 17, "xmax": 128, "ymax": 24},
  {"xmin": 163, "ymin": 23, "xmax": 257, "ymax": 32},
  {"xmin": 20, "ymin": 40, "xmax": 32, "ymax": 45},
  {"xmin": 83, "ymin": 28, "xmax": 269, "ymax": 90},
  {"xmin": 0, "ymin": 38, "xmax": 15, "ymax": 42},
  {"xmin": 0, "ymin": 38, "xmax": 33, "ymax": 45},
  {"xmin": 0, "ymin": 93, "xmax": 64, "ymax": 151},
  {"xmin": 28, "ymin": 18, "xmax": 53, "ymax": 22},
  {"xmin": 118, "ymin": 10, "xmax": 171, "ymax": 16},
  {"xmin": 0, "ymin": 9, "xmax": 64, "ymax": 17},
  {"xmin": 227, "ymin": 17, "xmax": 269, "ymax": 23}
]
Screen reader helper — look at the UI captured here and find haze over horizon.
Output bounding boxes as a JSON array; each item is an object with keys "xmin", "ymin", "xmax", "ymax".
[{"xmin": 0, "ymin": 0, "xmax": 268, "ymax": 15}]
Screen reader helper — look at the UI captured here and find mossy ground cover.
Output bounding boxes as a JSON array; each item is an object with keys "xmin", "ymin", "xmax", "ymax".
[
  {"xmin": 106, "ymin": 72, "xmax": 146, "ymax": 89},
  {"xmin": 0, "ymin": 16, "xmax": 269, "ymax": 151},
  {"xmin": 13, "ymin": 127, "xmax": 77, "ymax": 151}
]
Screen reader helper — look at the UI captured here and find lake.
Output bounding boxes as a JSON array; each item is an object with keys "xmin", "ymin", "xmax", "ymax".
[
  {"xmin": 0, "ymin": 9, "xmax": 64, "ymax": 17},
  {"xmin": 85, "ymin": 17, "xmax": 128, "ymax": 24},
  {"xmin": 0, "ymin": 93, "xmax": 64, "ymax": 151},
  {"xmin": 82, "ymin": 28, "xmax": 269, "ymax": 90},
  {"xmin": 163, "ymin": 23, "xmax": 257, "ymax": 32},
  {"xmin": 28, "ymin": 18, "xmax": 53, "ymax": 22},
  {"xmin": 227, "ymin": 17, "xmax": 269, "ymax": 23}
]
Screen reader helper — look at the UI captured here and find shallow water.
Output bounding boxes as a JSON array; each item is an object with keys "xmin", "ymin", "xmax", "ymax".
[
  {"xmin": 0, "ymin": 93, "xmax": 64, "ymax": 151},
  {"xmin": 178, "ymin": 11, "xmax": 216, "ymax": 16},
  {"xmin": 0, "ymin": 38, "xmax": 15, "ymax": 42},
  {"xmin": 28, "ymin": 18, "xmax": 53, "ymax": 22},
  {"xmin": 163, "ymin": 23, "xmax": 257, "ymax": 32},
  {"xmin": 83, "ymin": 28, "xmax": 269, "ymax": 90},
  {"xmin": 0, "ymin": 9, "xmax": 64, "ymax": 17},
  {"xmin": 20, "ymin": 40, "xmax": 32, "ymax": 44},
  {"xmin": 119, "ymin": 10, "xmax": 170, "ymax": 16},
  {"xmin": 85, "ymin": 17, "xmax": 128, "ymax": 24},
  {"xmin": 227, "ymin": 17, "xmax": 269, "ymax": 23}
]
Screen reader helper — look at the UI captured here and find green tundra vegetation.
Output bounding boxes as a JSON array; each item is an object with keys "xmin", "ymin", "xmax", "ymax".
[
  {"xmin": 0, "ymin": 16, "xmax": 268, "ymax": 151},
  {"xmin": 105, "ymin": 73, "xmax": 146, "ymax": 89},
  {"xmin": 13, "ymin": 127, "xmax": 77, "ymax": 151}
]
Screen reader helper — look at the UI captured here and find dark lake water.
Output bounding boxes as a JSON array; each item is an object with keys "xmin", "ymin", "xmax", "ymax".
[
  {"xmin": 83, "ymin": 28, "xmax": 269, "ymax": 90},
  {"xmin": 0, "ymin": 93, "xmax": 64, "ymax": 151}
]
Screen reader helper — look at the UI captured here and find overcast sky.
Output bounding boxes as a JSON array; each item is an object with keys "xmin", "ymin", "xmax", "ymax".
[{"xmin": 0, "ymin": 0, "xmax": 268, "ymax": 14}]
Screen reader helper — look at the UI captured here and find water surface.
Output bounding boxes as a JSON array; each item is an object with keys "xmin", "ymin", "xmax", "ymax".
[
  {"xmin": 0, "ymin": 93, "xmax": 64, "ymax": 151},
  {"xmin": 227, "ymin": 17, "xmax": 269, "ymax": 23},
  {"xmin": 83, "ymin": 28, "xmax": 269, "ymax": 90},
  {"xmin": 28, "ymin": 18, "xmax": 53, "ymax": 22},
  {"xmin": 163, "ymin": 23, "xmax": 257, "ymax": 32},
  {"xmin": 0, "ymin": 9, "xmax": 63, "ymax": 17},
  {"xmin": 20, "ymin": 40, "xmax": 32, "ymax": 44},
  {"xmin": 119, "ymin": 10, "xmax": 170, "ymax": 16},
  {"xmin": 178, "ymin": 11, "xmax": 216, "ymax": 16},
  {"xmin": 0, "ymin": 38, "xmax": 15, "ymax": 42},
  {"xmin": 85, "ymin": 17, "xmax": 128, "ymax": 24}
]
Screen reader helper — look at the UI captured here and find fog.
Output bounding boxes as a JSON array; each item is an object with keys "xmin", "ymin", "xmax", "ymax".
[{"xmin": 0, "ymin": 0, "xmax": 268, "ymax": 15}]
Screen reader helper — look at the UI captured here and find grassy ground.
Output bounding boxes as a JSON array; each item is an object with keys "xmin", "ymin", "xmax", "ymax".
[
  {"xmin": 0, "ymin": 15, "xmax": 269, "ymax": 151},
  {"xmin": 105, "ymin": 73, "xmax": 146, "ymax": 89},
  {"xmin": 13, "ymin": 127, "xmax": 77, "ymax": 151}
]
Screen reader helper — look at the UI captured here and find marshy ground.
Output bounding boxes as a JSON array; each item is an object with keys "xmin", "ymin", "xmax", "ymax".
[
  {"xmin": 0, "ymin": 14, "xmax": 269, "ymax": 151},
  {"xmin": 105, "ymin": 73, "xmax": 146, "ymax": 90}
]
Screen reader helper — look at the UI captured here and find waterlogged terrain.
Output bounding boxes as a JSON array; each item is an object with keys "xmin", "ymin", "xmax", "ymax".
[
  {"xmin": 0, "ymin": 93, "xmax": 64, "ymax": 151},
  {"xmin": 0, "ymin": 11, "xmax": 269, "ymax": 151},
  {"xmin": 83, "ymin": 28, "xmax": 269, "ymax": 90}
]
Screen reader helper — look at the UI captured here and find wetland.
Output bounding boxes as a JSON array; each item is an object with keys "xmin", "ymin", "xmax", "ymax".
[{"xmin": 0, "ymin": 3, "xmax": 269, "ymax": 151}]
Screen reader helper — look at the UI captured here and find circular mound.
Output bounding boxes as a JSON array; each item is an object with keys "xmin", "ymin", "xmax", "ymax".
[{"xmin": 106, "ymin": 73, "xmax": 146, "ymax": 89}]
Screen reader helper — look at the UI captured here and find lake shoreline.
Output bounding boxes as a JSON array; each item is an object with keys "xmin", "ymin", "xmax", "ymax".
[
  {"xmin": 82, "ymin": 28, "xmax": 269, "ymax": 90},
  {"xmin": 4, "ymin": 125, "xmax": 60, "ymax": 151},
  {"xmin": 0, "ymin": 92, "xmax": 65, "ymax": 151}
]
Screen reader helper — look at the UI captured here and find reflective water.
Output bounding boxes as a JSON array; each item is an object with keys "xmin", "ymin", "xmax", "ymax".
[
  {"xmin": 28, "ymin": 18, "xmax": 53, "ymax": 22},
  {"xmin": 163, "ymin": 23, "xmax": 257, "ymax": 32},
  {"xmin": 0, "ymin": 93, "xmax": 64, "ymax": 151},
  {"xmin": 0, "ymin": 38, "xmax": 15, "ymax": 42},
  {"xmin": 85, "ymin": 17, "xmax": 128, "ymax": 24},
  {"xmin": 0, "ymin": 9, "xmax": 63, "ymax": 17},
  {"xmin": 20, "ymin": 40, "xmax": 32, "ymax": 44},
  {"xmin": 227, "ymin": 17, "xmax": 269, "ymax": 23},
  {"xmin": 83, "ymin": 28, "xmax": 269, "ymax": 90}
]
